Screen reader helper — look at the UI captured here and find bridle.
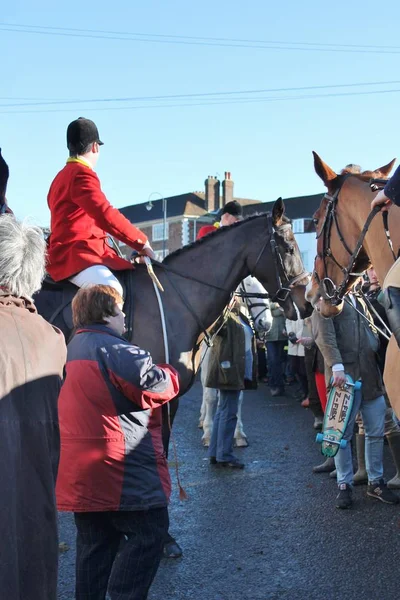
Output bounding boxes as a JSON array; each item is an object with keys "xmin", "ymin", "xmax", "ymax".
[
  {"xmin": 251, "ymin": 214, "xmax": 309, "ymax": 303},
  {"xmin": 154, "ymin": 213, "xmax": 308, "ymax": 345},
  {"xmin": 314, "ymin": 175, "xmax": 396, "ymax": 305},
  {"xmin": 238, "ymin": 280, "xmax": 269, "ymax": 326}
]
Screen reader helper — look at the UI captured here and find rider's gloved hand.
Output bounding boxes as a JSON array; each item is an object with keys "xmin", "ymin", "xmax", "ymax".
[
  {"xmin": 371, "ymin": 190, "xmax": 393, "ymax": 212},
  {"xmin": 134, "ymin": 242, "xmax": 156, "ymax": 262}
]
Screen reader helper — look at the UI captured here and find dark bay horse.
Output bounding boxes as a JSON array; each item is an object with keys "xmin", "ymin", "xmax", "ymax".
[
  {"xmin": 36, "ymin": 199, "xmax": 309, "ymax": 396},
  {"xmin": 306, "ymin": 151, "xmax": 400, "ymax": 416}
]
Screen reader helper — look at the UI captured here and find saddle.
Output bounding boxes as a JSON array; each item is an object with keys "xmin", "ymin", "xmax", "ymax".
[{"xmin": 38, "ymin": 270, "xmax": 135, "ymax": 341}]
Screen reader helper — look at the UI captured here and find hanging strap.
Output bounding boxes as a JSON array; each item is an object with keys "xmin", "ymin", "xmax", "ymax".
[
  {"xmin": 382, "ymin": 211, "xmax": 397, "ymax": 262},
  {"xmin": 344, "ymin": 296, "xmax": 391, "ymax": 341},
  {"xmin": 149, "ymin": 274, "xmax": 187, "ymax": 501},
  {"xmin": 358, "ymin": 290, "xmax": 392, "ymax": 338}
]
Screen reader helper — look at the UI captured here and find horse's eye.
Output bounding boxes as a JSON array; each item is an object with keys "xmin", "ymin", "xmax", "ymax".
[{"xmin": 313, "ymin": 218, "xmax": 319, "ymax": 226}]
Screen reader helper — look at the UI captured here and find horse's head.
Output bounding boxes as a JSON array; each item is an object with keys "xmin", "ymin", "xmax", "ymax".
[
  {"xmin": 239, "ymin": 276, "xmax": 272, "ymax": 336},
  {"xmin": 251, "ymin": 198, "xmax": 310, "ymax": 320},
  {"xmin": 307, "ymin": 151, "xmax": 396, "ymax": 318}
]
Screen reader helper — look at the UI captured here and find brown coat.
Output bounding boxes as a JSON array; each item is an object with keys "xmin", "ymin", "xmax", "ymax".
[
  {"xmin": 204, "ymin": 312, "xmax": 258, "ymax": 390},
  {"xmin": 311, "ymin": 298, "xmax": 384, "ymax": 401},
  {"xmin": 0, "ymin": 293, "xmax": 66, "ymax": 600}
]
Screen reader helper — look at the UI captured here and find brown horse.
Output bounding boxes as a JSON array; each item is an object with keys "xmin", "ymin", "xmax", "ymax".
[{"xmin": 306, "ymin": 152, "xmax": 400, "ymax": 416}]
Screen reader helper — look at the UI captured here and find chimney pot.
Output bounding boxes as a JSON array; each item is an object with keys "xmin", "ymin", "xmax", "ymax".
[
  {"xmin": 205, "ymin": 174, "xmax": 220, "ymax": 212},
  {"xmin": 222, "ymin": 171, "xmax": 234, "ymax": 206}
]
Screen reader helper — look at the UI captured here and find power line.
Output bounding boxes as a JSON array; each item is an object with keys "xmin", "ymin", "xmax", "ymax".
[
  {"xmin": 2, "ymin": 22, "xmax": 400, "ymax": 50},
  {"xmin": 2, "ymin": 23, "xmax": 400, "ymax": 54},
  {"xmin": 0, "ymin": 96, "xmax": 74, "ymax": 102},
  {"xmin": 1, "ymin": 80, "xmax": 399, "ymax": 108},
  {"xmin": 2, "ymin": 87, "xmax": 400, "ymax": 115}
]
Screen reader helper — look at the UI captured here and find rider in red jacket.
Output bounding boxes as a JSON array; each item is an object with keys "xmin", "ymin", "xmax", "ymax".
[
  {"xmin": 47, "ymin": 118, "xmax": 155, "ymax": 296},
  {"xmin": 196, "ymin": 200, "xmax": 243, "ymax": 239}
]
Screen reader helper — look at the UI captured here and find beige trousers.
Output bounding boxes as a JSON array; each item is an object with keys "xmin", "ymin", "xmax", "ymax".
[{"xmin": 383, "ymin": 257, "xmax": 400, "ymax": 290}]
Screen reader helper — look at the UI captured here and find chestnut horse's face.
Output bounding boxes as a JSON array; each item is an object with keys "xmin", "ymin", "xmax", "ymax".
[
  {"xmin": 307, "ymin": 152, "xmax": 397, "ymax": 318},
  {"xmin": 305, "ymin": 197, "xmax": 349, "ymax": 317}
]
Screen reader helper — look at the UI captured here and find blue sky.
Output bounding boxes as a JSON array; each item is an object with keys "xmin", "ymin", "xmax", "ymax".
[{"xmin": 2, "ymin": 0, "xmax": 400, "ymax": 225}]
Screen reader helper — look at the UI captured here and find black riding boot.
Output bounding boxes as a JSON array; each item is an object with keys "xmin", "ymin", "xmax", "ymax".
[{"xmin": 383, "ymin": 287, "xmax": 400, "ymax": 349}]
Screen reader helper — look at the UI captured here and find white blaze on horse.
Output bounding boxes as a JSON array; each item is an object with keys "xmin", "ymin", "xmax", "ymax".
[{"xmin": 198, "ymin": 275, "xmax": 272, "ymax": 447}]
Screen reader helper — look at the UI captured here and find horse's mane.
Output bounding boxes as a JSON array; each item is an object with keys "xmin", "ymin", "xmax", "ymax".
[
  {"xmin": 340, "ymin": 163, "xmax": 390, "ymax": 182},
  {"xmin": 163, "ymin": 212, "xmax": 291, "ymax": 263}
]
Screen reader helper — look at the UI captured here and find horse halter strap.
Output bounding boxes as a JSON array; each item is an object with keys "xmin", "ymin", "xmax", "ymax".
[
  {"xmin": 251, "ymin": 214, "xmax": 306, "ymax": 303},
  {"xmin": 237, "ymin": 281, "xmax": 269, "ymax": 325},
  {"xmin": 315, "ymin": 176, "xmax": 394, "ymax": 304}
]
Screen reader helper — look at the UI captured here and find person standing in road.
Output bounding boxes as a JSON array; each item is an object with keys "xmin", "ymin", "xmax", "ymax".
[
  {"xmin": 265, "ymin": 301, "xmax": 287, "ymax": 396},
  {"xmin": 204, "ymin": 301, "xmax": 257, "ymax": 469},
  {"xmin": 312, "ymin": 294, "xmax": 399, "ymax": 509},
  {"xmin": 0, "ymin": 215, "xmax": 66, "ymax": 600},
  {"xmin": 56, "ymin": 285, "xmax": 180, "ymax": 600}
]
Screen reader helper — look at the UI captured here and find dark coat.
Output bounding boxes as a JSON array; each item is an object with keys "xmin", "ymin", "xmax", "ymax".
[
  {"xmin": 264, "ymin": 302, "xmax": 286, "ymax": 342},
  {"xmin": 311, "ymin": 298, "xmax": 384, "ymax": 401},
  {"xmin": 364, "ymin": 287, "xmax": 389, "ymax": 373},
  {"xmin": 0, "ymin": 293, "xmax": 66, "ymax": 600},
  {"xmin": 384, "ymin": 164, "xmax": 400, "ymax": 206},
  {"xmin": 204, "ymin": 312, "xmax": 258, "ymax": 390},
  {"xmin": 56, "ymin": 325, "xmax": 180, "ymax": 512}
]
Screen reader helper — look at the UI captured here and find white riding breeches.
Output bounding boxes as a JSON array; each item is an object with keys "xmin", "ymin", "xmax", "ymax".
[{"xmin": 69, "ymin": 265, "xmax": 124, "ymax": 297}]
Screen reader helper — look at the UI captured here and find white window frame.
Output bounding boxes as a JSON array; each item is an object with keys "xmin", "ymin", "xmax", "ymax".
[
  {"xmin": 152, "ymin": 222, "xmax": 169, "ymax": 241},
  {"xmin": 292, "ymin": 219, "xmax": 304, "ymax": 234}
]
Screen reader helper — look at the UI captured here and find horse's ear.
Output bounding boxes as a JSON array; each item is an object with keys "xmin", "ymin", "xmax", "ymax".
[
  {"xmin": 375, "ymin": 158, "xmax": 396, "ymax": 177},
  {"xmin": 313, "ymin": 151, "xmax": 337, "ymax": 188},
  {"xmin": 272, "ymin": 197, "xmax": 285, "ymax": 226}
]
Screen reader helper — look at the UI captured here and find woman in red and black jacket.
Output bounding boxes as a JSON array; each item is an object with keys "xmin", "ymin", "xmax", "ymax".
[{"xmin": 56, "ymin": 285, "xmax": 179, "ymax": 600}]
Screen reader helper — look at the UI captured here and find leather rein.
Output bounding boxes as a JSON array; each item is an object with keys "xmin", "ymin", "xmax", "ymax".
[{"xmin": 314, "ymin": 176, "xmax": 397, "ymax": 305}]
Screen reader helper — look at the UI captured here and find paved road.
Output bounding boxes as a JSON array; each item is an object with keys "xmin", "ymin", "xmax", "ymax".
[{"xmin": 58, "ymin": 382, "xmax": 400, "ymax": 600}]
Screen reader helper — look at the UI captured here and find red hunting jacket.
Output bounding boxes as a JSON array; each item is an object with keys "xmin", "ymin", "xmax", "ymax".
[
  {"xmin": 47, "ymin": 159, "xmax": 149, "ymax": 281},
  {"xmin": 196, "ymin": 222, "xmax": 219, "ymax": 239},
  {"xmin": 56, "ymin": 324, "xmax": 180, "ymax": 512}
]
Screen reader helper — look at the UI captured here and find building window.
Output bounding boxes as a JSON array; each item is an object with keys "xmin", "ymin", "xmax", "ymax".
[
  {"xmin": 292, "ymin": 219, "xmax": 304, "ymax": 234},
  {"xmin": 152, "ymin": 222, "xmax": 169, "ymax": 241}
]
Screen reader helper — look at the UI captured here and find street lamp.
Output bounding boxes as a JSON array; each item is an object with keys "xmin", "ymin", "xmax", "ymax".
[{"xmin": 146, "ymin": 192, "xmax": 167, "ymax": 258}]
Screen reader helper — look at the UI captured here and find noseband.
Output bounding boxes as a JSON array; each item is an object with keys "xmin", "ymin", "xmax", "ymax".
[
  {"xmin": 238, "ymin": 281, "xmax": 269, "ymax": 325},
  {"xmin": 252, "ymin": 215, "xmax": 309, "ymax": 304},
  {"xmin": 314, "ymin": 176, "xmax": 394, "ymax": 305}
]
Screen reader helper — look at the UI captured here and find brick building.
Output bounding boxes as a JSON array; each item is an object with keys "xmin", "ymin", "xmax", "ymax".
[
  {"xmin": 118, "ymin": 172, "xmax": 261, "ymax": 260},
  {"xmin": 118, "ymin": 172, "xmax": 323, "ymax": 272}
]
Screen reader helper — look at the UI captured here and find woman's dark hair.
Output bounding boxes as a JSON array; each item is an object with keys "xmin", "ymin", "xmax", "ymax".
[{"xmin": 72, "ymin": 285, "xmax": 123, "ymax": 328}]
